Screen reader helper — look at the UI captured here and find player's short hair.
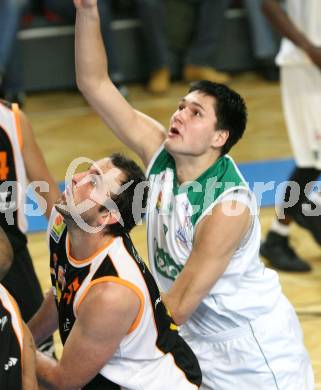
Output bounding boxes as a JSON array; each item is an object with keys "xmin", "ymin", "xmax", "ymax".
[
  {"xmin": 189, "ymin": 80, "xmax": 247, "ymax": 155},
  {"xmin": 100, "ymin": 153, "xmax": 148, "ymax": 236}
]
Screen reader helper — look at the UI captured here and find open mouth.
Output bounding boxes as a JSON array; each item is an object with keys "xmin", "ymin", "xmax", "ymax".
[{"xmin": 169, "ymin": 126, "xmax": 180, "ymax": 136}]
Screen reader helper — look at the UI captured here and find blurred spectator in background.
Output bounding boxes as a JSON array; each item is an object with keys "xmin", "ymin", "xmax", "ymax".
[
  {"xmin": 136, "ymin": 0, "xmax": 231, "ymax": 94},
  {"xmin": 0, "ymin": 0, "xmax": 29, "ymax": 106},
  {"xmin": 0, "ymin": 0, "xmax": 127, "ymax": 104},
  {"xmin": 242, "ymin": 0, "xmax": 280, "ymax": 81},
  {"xmin": 260, "ymin": 0, "xmax": 321, "ymax": 272},
  {"xmin": 135, "ymin": 0, "xmax": 280, "ymax": 94},
  {"xmin": 44, "ymin": 0, "xmax": 128, "ymax": 96}
]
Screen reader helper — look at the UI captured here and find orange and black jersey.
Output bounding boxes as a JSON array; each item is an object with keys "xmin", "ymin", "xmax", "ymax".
[
  {"xmin": 0, "ymin": 284, "xmax": 23, "ymax": 390},
  {"xmin": 49, "ymin": 210, "xmax": 201, "ymax": 390},
  {"xmin": 0, "ymin": 100, "xmax": 27, "ymax": 250}
]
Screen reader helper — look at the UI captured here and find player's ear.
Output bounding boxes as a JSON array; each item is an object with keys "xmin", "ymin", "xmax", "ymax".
[
  {"xmin": 211, "ymin": 129, "xmax": 229, "ymax": 149},
  {"xmin": 98, "ymin": 209, "xmax": 121, "ymax": 226}
]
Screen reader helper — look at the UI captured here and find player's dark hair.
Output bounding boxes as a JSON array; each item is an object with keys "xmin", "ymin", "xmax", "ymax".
[
  {"xmin": 99, "ymin": 153, "xmax": 148, "ymax": 236},
  {"xmin": 189, "ymin": 80, "xmax": 247, "ymax": 155}
]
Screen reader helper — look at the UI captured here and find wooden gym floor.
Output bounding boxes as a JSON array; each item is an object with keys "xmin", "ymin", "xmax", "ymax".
[{"xmin": 24, "ymin": 72, "xmax": 321, "ymax": 387}]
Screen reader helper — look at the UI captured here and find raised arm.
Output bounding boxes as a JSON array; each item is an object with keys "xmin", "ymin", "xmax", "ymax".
[
  {"xmin": 18, "ymin": 109, "xmax": 61, "ymax": 219},
  {"xmin": 74, "ymin": 0, "xmax": 166, "ymax": 167},
  {"xmin": 162, "ymin": 200, "xmax": 251, "ymax": 325},
  {"xmin": 262, "ymin": 0, "xmax": 321, "ymax": 69},
  {"xmin": 36, "ymin": 282, "xmax": 139, "ymax": 390}
]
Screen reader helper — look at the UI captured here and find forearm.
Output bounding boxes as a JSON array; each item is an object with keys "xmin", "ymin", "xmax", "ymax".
[
  {"xmin": 22, "ymin": 323, "xmax": 39, "ymax": 390},
  {"xmin": 162, "ymin": 272, "xmax": 205, "ymax": 326},
  {"xmin": 28, "ymin": 291, "xmax": 58, "ymax": 347},
  {"xmin": 36, "ymin": 352, "xmax": 74, "ymax": 390},
  {"xmin": 75, "ymin": 5, "xmax": 110, "ymax": 94},
  {"xmin": 262, "ymin": 0, "xmax": 312, "ymax": 51}
]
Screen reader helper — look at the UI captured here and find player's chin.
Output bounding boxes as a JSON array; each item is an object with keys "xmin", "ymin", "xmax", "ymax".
[
  {"xmin": 54, "ymin": 203, "xmax": 70, "ymax": 217},
  {"xmin": 164, "ymin": 138, "xmax": 181, "ymax": 152}
]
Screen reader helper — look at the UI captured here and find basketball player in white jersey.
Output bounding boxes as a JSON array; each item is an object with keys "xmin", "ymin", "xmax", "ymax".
[
  {"xmin": 73, "ymin": 1, "xmax": 314, "ymax": 388},
  {"xmin": 0, "ymin": 100, "xmax": 60, "ymax": 357},
  {"xmin": 29, "ymin": 153, "xmax": 201, "ymax": 390},
  {"xmin": 261, "ymin": 0, "xmax": 321, "ymax": 272},
  {"xmin": 0, "ymin": 226, "xmax": 38, "ymax": 390}
]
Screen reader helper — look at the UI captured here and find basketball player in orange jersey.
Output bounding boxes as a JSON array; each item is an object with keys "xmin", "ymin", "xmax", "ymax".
[{"xmin": 0, "ymin": 100, "xmax": 60, "ymax": 357}]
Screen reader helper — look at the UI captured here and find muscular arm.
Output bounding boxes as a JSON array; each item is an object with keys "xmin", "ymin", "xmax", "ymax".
[
  {"xmin": 28, "ymin": 290, "xmax": 58, "ymax": 347},
  {"xmin": 262, "ymin": 0, "xmax": 321, "ymax": 68},
  {"xmin": 22, "ymin": 322, "xmax": 39, "ymax": 390},
  {"xmin": 162, "ymin": 200, "xmax": 251, "ymax": 325},
  {"xmin": 74, "ymin": 0, "xmax": 166, "ymax": 167},
  {"xmin": 36, "ymin": 282, "xmax": 140, "ymax": 390},
  {"xmin": 19, "ymin": 110, "xmax": 61, "ymax": 219}
]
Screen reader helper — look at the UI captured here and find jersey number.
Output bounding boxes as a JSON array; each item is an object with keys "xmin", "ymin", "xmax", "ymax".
[{"xmin": 0, "ymin": 152, "xmax": 9, "ymax": 180}]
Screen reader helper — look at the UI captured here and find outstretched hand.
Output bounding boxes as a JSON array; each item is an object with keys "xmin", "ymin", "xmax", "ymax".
[{"xmin": 73, "ymin": 0, "xmax": 97, "ymax": 9}]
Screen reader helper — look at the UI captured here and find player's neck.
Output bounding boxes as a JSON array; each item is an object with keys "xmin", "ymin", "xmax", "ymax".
[
  {"xmin": 174, "ymin": 151, "xmax": 221, "ymax": 184},
  {"xmin": 68, "ymin": 229, "xmax": 113, "ymax": 261}
]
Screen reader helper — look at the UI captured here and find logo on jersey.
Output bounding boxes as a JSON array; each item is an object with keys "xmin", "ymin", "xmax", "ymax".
[
  {"xmin": 51, "ymin": 213, "xmax": 66, "ymax": 243},
  {"xmin": 156, "ymin": 190, "xmax": 163, "ymax": 212},
  {"xmin": 154, "ymin": 240, "xmax": 183, "ymax": 281},
  {"xmin": 63, "ymin": 318, "xmax": 71, "ymax": 333},
  {"xmin": 163, "ymin": 224, "xmax": 168, "ymax": 236},
  {"xmin": 154, "ymin": 296, "xmax": 162, "ymax": 309},
  {"xmin": 4, "ymin": 357, "xmax": 18, "ymax": 371},
  {"xmin": 175, "ymin": 227, "xmax": 189, "ymax": 246},
  {"xmin": 63, "ymin": 276, "xmax": 80, "ymax": 305},
  {"xmin": 0, "ymin": 315, "xmax": 8, "ymax": 331},
  {"xmin": 58, "ymin": 266, "xmax": 66, "ymax": 290}
]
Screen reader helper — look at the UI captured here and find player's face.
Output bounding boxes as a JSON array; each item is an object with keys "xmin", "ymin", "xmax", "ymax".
[
  {"xmin": 165, "ymin": 91, "xmax": 219, "ymax": 156},
  {"xmin": 56, "ymin": 158, "xmax": 123, "ymax": 226}
]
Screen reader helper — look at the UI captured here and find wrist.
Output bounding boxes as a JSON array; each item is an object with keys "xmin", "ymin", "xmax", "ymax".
[{"xmin": 76, "ymin": 4, "xmax": 99, "ymax": 18}]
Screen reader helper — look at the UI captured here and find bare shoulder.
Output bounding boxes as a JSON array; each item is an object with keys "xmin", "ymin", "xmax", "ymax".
[{"xmin": 79, "ymin": 280, "xmax": 141, "ymax": 320}]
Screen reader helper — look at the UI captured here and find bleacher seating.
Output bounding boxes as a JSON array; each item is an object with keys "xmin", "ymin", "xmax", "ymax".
[{"xmin": 18, "ymin": 2, "xmax": 255, "ymax": 92}]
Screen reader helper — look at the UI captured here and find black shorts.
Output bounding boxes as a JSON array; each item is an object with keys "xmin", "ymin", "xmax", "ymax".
[
  {"xmin": 2, "ymin": 245, "xmax": 55, "ymax": 355},
  {"xmin": 2, "ymin": 245, "xmax": 43, "ymax": 321}
]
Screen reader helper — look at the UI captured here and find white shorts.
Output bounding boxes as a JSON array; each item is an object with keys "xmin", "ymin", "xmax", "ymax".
[
  {"xmin": 280, "ymin": 64, "xmax": 321, "ymax": 169},
  {"xmin": 180, "ymin": 296, "xmax": 314, "ymax": 390}
]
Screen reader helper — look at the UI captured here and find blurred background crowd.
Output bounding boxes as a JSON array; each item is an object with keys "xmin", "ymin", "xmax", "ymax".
[{"xmin": 0, "ymin": 0, "xmax": 280, "ymax": 106}]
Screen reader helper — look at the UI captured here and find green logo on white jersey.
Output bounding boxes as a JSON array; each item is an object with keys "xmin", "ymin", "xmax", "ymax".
[{"xmin": 154, "ymin": 240, "xmax": 182, "ymax": 281}]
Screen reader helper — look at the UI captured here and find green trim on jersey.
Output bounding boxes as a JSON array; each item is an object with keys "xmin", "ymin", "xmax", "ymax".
[{"xmin": 148, "ymin": 147, "xmax": 246, "ymax": 225}]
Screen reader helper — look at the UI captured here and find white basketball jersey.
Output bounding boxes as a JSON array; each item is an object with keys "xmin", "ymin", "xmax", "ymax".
[
  {"xmin": 276, "ymin": 0, "xmax": 321, "ymax": 66},
  {"xmin": 147, "ymin": 146, "xmax": 282, "ymax": 336},
  {"xmin": 0, "ymin": 102, "xmax": 27, "ymax": 234}
]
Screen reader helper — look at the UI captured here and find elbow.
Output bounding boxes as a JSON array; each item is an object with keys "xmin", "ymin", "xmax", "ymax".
[
  {"xmin": 76, "ymin": 74, "xmax": 93, "ymax": 97},
  {"xmin": 76, "ymin": 67, "xmax": 110, "ymax": 98},
  {"xmin": 75, "ymin": 67, "xmax": 101, "ymax": 98}
]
